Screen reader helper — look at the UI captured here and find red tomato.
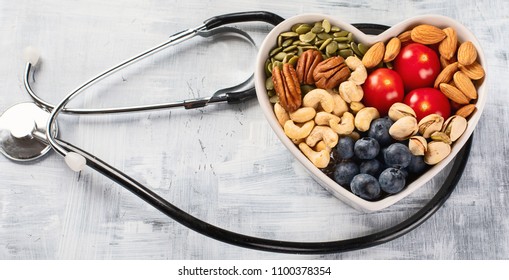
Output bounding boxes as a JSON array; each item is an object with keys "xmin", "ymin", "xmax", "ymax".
[
  {"xmin": 404, "ymin": 88, "xmax": 451, "ymax": 121},
  {"xmin": 394, "ymin": 43, "xmax": 441, "ymax": 92},
  {"xmin": 362, "ymin": 68, "xmax": 405, "ymax": 116}
]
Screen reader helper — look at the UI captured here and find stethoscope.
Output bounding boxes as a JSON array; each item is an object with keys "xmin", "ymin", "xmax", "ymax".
[{"xmin": 0, "ymin": 11, "xmax": 472, "ymax": 254}]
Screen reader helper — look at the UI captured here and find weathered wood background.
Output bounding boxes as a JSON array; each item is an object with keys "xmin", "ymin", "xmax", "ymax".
[{"xmin": 0, "ymin": 0, "xmax": 507, "ymax": 259}]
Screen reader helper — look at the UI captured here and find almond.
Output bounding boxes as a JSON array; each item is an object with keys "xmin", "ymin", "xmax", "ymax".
[
  {"xmin": 434, "ymin": 62, "xmax": 458, "ymax": 88},
  {"xmin": 362, "ymin": 41, "xmax": 385, "ymax": 68},
  {"xmin": 383, "ymin": 37, "xmax": 401, "ymax": 63},
  {"xmin": 411, "ymin": 24, "xmax": 446, "ymax": 45},
  {"xmin": 440, "ymin": 55, "xmax": 457, "ymax": 69},
  {"xmin": 455, "ymin": 104, "xmax": 476, "ymax": 118},
  {"xmin": 457, "ymin": 41, "xmax": 477, "ymax": 66},
  {"xmin": 453, "ymin": 71, "xmax": 477, "ymax": 99},
  {"xmin": 438, "ymin": 27, "xmax": 457, "ymax": 60},
  {"xmin": 439, "ymin": 83, "xmax": 470, "ymax": 104},
  {"xmin": 397, "ymin": 30, "xmax": 413, "ymax": 44},
  {"xmin": 458, "ymin": 61, "xmax": 485, "ymax": 80}
]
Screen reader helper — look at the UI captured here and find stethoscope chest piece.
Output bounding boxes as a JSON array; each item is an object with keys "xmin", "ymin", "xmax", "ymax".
[{"xmin": 0, "ymin": 102, "xmax": 58, "ymax": 161}]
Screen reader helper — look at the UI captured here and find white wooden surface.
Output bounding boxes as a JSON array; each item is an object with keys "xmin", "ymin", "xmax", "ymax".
[{"xmin": 0, "ymin": 0, "xmax": 508, "ymax": 259}]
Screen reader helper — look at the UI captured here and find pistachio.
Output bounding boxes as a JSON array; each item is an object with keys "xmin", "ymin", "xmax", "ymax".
[
  {"xmin": 430, "ymin": 131, "xmax": 452, "ymax": 145},
  {"xmin": 389, "ymin": 116, "xmax": 418, "ymax": 141},
  {"xmin": 409, "ymin": 136, "xmax": 427, "ymax": 156},
  {"xmin": 418, "ymin": 114, "xmax": 444, "ymax": 138},
  {"xmin": 388, "ymin": 102, "xmax": 417, "ymax": 121},
  {"xmin": 442, "ymin": 115, "xmax": 468, "ymax": 142},
  {"xmin": 424, "ymin": 141, "xmax": 451, "ymax": 165}
]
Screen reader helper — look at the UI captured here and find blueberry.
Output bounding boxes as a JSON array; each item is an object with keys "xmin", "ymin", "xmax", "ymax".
[
  {"xmin": 351, "ymin": 174, "xmax": 381, "ymax": 200},
  {"xmin": 334, "ymin": 136, "xmax": 355, "ymax": 160},
  {"xmin": 379, "ymin": 168, "xmax": 406, "ymax": 194},
  {"xmin": 368, "ymin": 117, "xmax": 394, "ymax": 147},
  {"xmin": 407, "ymin": 155, "xmax": 428, "ymax": 174},
  {"xmin": 354, "ymin": 137, "xmax": 380, "ymax": 160},
  {"xmin": 360, "ymin": 159, "xmax": 383, "ymax": 178},
  {"xmin": 384, "ymin": 143, "xmax": 412, "ymax": 169},
  {"xmin": 333, "ymin": 161, "xmax": 359, "ymax": 187}
]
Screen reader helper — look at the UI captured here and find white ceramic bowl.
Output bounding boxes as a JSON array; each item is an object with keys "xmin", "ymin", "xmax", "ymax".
[{"xmin": 255, "ymin": 14, "xmax": 486, "ymax": 212}]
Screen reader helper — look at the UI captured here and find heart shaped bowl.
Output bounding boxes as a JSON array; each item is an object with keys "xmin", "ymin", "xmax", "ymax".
[{"xmin": 255, "ymin": 14, "xmax": 486, "ymax": 212}]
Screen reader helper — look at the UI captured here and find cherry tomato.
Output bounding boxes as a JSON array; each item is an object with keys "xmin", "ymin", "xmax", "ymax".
[
  {"xmin": 404, "ymin": 88, "xmax": 451, "ymax": 121},
  {"xmin": 362, "ymin": 68, "xmax": 405, "ymax": 116},
  {"xmin": 394, "ymin": 43, "xmax": 441, "ymax": 92}
]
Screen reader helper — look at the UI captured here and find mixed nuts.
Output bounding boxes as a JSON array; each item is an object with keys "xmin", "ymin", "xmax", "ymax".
[{"xmin": 264, "ymin": 19, "xmax": 484, "ymax": 201}]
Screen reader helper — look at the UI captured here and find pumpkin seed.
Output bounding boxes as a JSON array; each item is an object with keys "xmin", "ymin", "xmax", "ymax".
[
  {"xmin": 295, "ymin": 24, "xmax": 312, "ymax": 34},
  {"xmin": 357, "ymin": 43, "xmax": 368, "ymax": 55},
  {"xmin": 269, "ymin": 47, "xmax": 282, "ymax": 57},
  {"xmin": 265, "ymin": 60, "xmax": 272, "ymax": 76},
  {"xmin": 317, "ymin": 32, "xmax": 332, "ymax": 40},
  {"xmin": 277, "ymin": 35, "xmax": 283, "ymax": 47},
  {"xmin": 326, "ymin": 40, "xmax": 338, "ymax": 54},
  {"xmin": 281, "ymin": 31, "xmax": 299, "ymax": 38},
  {"xmin": 267, "ymin": 90, "xmax": 276, "ymax": 97},
  {"xmin": 337, "ymin": 43, "xmax": 350, "ymax": 50},
  {"xmin": 347, "ymin": 32, "xmax": 354, "ymax": 43},
  {"xmin": 322, "ymin": 19, "xmax": 331, "ymax": 33},
  {"xmin": 269, "ymin": 95, "xmax": 279, "ymax": 103},
  {"xmin": 265, "ymin": 77, "xmax": 274, "ymax": 90},
  {"xmin": 339, "ymin": 49, "xmax": 354, "ymax": 58},
  {"xmin": 291, "ymin": 23, "xmax": 301, "ymax": 32},
  {"xmin": 272, "ymin": 61, "xmax": 283, "ymax": 70},
  {"xmin": 282, "ymin": 38, "xmax": 293, "ymax": 47},
  {"xmin": 319, "ymin": 38, "xmax": 333, "ymax": 51},
  {"xmin": 350, "ymin": 42, "xmax": 363, "ymax": 57},
  {"xmin": 331, "ymin": 26, "xmax": 341, "ymax": 32},
  {"xmin": 273, "ymin": 52, "xmax": 287, "ymax": 61},
  {"xmin": 283, "ymin": 45, "xmax": 297, "ymax": 53},
  {"xmin": 299, "ymin": 31, "xmax": 316, "ymax": 43},
  {"xmin": 333, "ymin": 31, "xmax": 349, "ymax": 37},
  {"xmin": 311, "ymin": 26, "xmax": 324, "ymax": 34},
  {"xmin": 315, "ymin": 39, "xmax": 324, "ymax": 46},
  {"xmin": 266, "ymin": 61, "xmax": 273, "ymax": 75},
  {"xmin": 288, "ymin": 56, "xmax": 299, "ymax": 66},
  {"xmin": 334, "ymin": 36, "xmax": 350, "ymax": 43}
]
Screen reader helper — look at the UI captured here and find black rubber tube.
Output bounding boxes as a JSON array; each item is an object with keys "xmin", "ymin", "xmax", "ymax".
[
  {"xmin": 53, "ymin": 20, "xmax": 473, "ymax": 254},
  {"xmin": 204, "ymin": 11, "xmax": 285, "ymax": 30}
]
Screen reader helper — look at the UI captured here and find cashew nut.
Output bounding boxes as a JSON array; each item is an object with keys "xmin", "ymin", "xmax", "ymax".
[
  {"xmin": 339, "ymin": 80, "xmax": 364, "ymax": 103},
  {"xmin": 298, "ymin": 142, "xmax": 330, "ymax": 168},
  {"xmin": 330, "ymin": 111, "xmax": 355, "ymax": 135},
  {"xmin": 284, "ymin": 120, "xmax": 315, "ymax": 140},
  {"xmin": 302, "ymin": 89, "xmax": 334, "ymax": 113},
  {"xmin": 289, "ymin": 107, "xmax": 316, "ymax": 123},
  {"xmin": 306, "ymin": 125, "xmax": 339, "ymax": 148},
  {"xmin": 315, "ymin": 140, "xmax": 331, "ymax": 153},
  {"xmin": 314, "ymin": 111, "xmax": 340, "ymax": 126},
  {"xmin": 274, "ymin": 102, "xmax": 290, "ymax": 127},
  {"xmin": 345, "ymin": 56, "xmax": 367, "ymax": 85},
  {"xmin": 354, "ymin": 107, "xmax": 380, "ymax": 132},
  {"xmin": 349, "ymin": 101, "xmax": 365, "ymax": 115},
  {"xmin": 329, "ymin": 91, "xmax": 349, "ymax": 116}
]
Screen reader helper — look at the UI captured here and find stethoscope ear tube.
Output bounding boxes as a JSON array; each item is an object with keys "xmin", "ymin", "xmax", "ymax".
[
  {"xmin": 204, "ymin": 11, "xmax": 285, "ymax": 29},
  {"xmin": 55, "ymin": 133, "xmax": 472, "ymax": 254}
]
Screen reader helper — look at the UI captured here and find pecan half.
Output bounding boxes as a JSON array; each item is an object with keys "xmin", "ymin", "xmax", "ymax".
[
  {"xmin": 296, "ymin": 49, "xmax": 323, "ymax": 85},
  {"xmin": 272, "ymin": 63, "xmax": 302, "ymax": 112},
  {"xmin": 312, "ymin": 56, "xmax": 351, "ymax": 89}
]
